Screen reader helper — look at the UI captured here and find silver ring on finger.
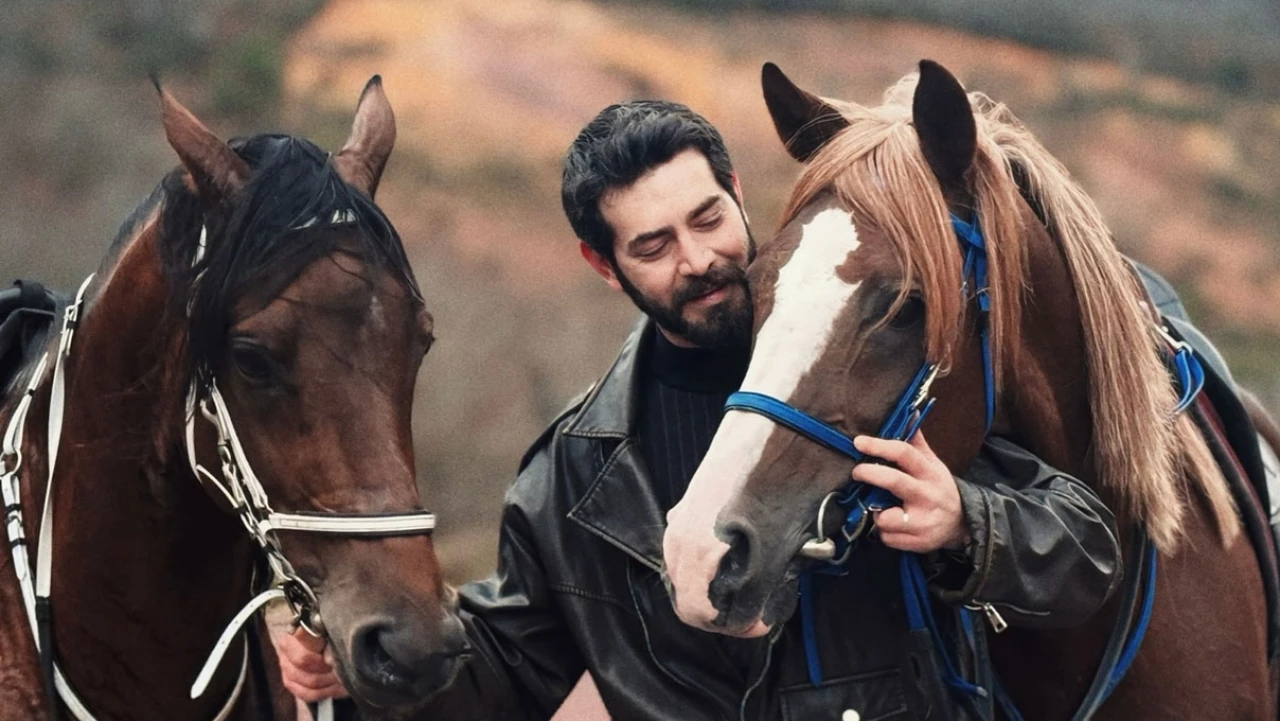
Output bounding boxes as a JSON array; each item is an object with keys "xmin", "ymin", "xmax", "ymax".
[{"xmin": 901, "ymin": 511, "xmax": 910, "ymax": 528}]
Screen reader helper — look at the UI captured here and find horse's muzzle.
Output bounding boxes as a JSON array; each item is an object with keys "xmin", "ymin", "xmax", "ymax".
[{"xmin": 348, "ymin": 613, "xmax": 471, "ymax": 706}]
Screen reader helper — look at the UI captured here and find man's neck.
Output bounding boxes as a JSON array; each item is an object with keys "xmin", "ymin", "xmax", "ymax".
[{"xmin": 648, "ymin": 325, "xmax": 747, "ymax": 394}]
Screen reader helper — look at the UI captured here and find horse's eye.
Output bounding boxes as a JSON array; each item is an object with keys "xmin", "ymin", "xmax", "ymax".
[
  {"xmin": 230, "ymin": 342, "xmax": 277, "ymax": 384},
  {"xmin": 888, "ymin": 295, "xmax": 925, "ymax": 330}
]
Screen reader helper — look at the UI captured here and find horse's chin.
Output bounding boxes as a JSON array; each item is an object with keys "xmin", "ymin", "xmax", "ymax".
[
  {"xmin": 706, "ymin": 574, "xmax": 800, "ymax": 638},
  {"xmin": 759, "ymin": 575, "xmax": 801, "ymax": 630}
]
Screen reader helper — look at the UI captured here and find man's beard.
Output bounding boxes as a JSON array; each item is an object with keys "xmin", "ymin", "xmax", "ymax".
[{"xmin": 615, "ymin": 260, "xmax": 753, "ymax": 354}]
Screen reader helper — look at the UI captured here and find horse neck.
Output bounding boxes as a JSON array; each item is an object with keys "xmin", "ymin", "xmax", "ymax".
[
  {"xmin": 999, "ymin": 224, "xmax": 1099, "ymax": 486},
  {"xmin": 22, "ymin": 222, "xmax": 253, "ymax": 718}
]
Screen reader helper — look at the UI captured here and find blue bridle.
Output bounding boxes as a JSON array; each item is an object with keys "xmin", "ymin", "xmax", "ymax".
[
  {"xmin": 722, "ymin": 212, "xmax": 1204, "ymax": 717},
  {"xmin": 725, "ymin": 214, "xmax": 992, "ymax": 562}
]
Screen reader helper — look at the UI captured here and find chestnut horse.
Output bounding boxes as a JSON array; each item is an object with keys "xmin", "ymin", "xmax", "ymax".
[
  {"xmin": 0, "ymin": 78, "xmax": 465, "ymax": 719},
  {"xmin": 663, "ymin": 60, "xmax": 1275, "ymax": 718}
]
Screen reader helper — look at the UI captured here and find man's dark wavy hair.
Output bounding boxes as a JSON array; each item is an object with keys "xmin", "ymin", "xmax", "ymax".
[{"xmin": 561, "ymin": 100, "xmax": 736, "ymax": 261}]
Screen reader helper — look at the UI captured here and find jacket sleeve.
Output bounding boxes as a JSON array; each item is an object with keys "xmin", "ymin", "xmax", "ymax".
[
  {"xmin": 415, "ymin": 444, "xmax": 587, "ymax": 721},
  {"xmin": 929, "ymin": 437, "xmax": 1122, "ymax": 629}
]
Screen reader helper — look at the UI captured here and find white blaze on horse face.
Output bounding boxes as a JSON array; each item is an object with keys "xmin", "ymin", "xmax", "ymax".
[{"xmin": 664, "ymin": 207, "xmax": 861, "ymax": 632}]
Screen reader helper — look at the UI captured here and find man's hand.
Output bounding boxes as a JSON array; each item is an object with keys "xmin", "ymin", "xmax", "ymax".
[
  {"xmin": 851, "ymin": 431, "xmax": 968, "ymax": 553},
  {"xmin": 272, "ymin": 626, "xmax": 349, "ymax": 702}
]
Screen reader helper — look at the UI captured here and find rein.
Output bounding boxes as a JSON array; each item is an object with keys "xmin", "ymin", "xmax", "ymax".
[
  {"xmin": 722, "ymin": 213, "xmax": 1200, "ymax": 718},
  {"xmin": 1, "ymin": 216, "xmax": 437, "ymax": 721}
]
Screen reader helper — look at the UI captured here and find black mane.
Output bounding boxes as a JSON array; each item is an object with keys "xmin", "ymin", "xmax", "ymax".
[{"xmin": 154, "ymin": 133, "xmax": 420, "ymax": 386}]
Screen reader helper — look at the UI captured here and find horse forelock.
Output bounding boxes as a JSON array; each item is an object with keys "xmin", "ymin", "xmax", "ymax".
[
  {"xmin": 779, "ymin": 70, "xmax": 1237, "ymax": 552},
  {"xmin": 148, "ymin": 133, "xmax": 422, "ymax": 389},
  {"xmin": 778, "ymin": 97, "xmax": 977, "ymax": 385}
]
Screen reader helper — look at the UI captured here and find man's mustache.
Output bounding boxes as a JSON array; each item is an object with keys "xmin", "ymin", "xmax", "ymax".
[{"xmin": 673, "ymin": 264, "xmax": 748, "ymax": 309}]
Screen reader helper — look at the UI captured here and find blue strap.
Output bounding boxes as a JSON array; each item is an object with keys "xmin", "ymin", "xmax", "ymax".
[
  {"xmin": 993, "ymin": 674, "xmax": 1029, "ymax": 721},
  {"xmin": 746, "ymin": 214, "xmax": 997, "ymax": 693},
  {"xmin": 900, "ymin": 553, "xmax": 985, "ymax": 698},
  {"xmin": 900, "ymin": 553, "xmax": 928, "ymax": 631},
  {"xmin": 951, "ymin": 215, "xmax": 986, "ymax": 252},
  {"xmin": 798, "ymin": 573, "xmax": 823, "ymax": 687},
  {"xmin": 728, "ymin": 363, "xmax": 938, "ymax": 551},
  {"xmin": 876, "ymin": 365, "xmax": 938, "ymax": 440},
  {"xmin": 725, "ymin": 392, "xmax": 865, "ymax": 461},
  {"xmin": 1169, "ymin": 345, "xmax": 1205, "ymax": 414},
  {"xmin": 989, "ymin": 534, "xmax": 1158, "ymax": 720},
  {"xmin": 952, "ymin": 214, "xmax": 995, "ymax": 433},
  {"xmin": 1104, "ymin": 542, "xmax": 1158, "ymax": 697}
]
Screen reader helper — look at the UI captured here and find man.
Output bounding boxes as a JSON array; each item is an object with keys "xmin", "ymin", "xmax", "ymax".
[{"xmin": 274, "ymin": 101, "xmax": 1121, "ymax": 719}]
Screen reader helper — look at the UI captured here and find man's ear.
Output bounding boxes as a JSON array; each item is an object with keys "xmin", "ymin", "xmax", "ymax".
[{"xmin": 580, "ymin": 242, "xmax": 623, "ymax": 293}]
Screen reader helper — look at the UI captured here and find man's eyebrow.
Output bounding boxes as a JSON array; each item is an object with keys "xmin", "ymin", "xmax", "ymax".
[
  {"xmin": 624, "ymin": 195, "xmax": 724, "ymax": 252},
  {"xmin": 687, "ymin": 195, "xmax": 722, "ymax": 223},
  {"xmin": 627, "ymin": 225, "xmax": 675, "ymax": 252}
]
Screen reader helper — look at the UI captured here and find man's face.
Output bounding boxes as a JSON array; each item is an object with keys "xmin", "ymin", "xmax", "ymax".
[{"xmin": 588, "ymin": 148, "xmax": 754, "ymax": 352}]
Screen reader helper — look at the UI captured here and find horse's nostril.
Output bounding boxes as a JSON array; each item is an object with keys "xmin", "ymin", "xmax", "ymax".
[
  {"xmin": 720, "ymin": 524, "xmax": 758, "ymax": 577},
  {"xmin": 708, "ymin": 523, "xmax": 757, "ymax": 615},
  {"xmin": 353, "ymin": 622, "xmax": 405, "ymax": 685},
  {"xmin": 350, "ymin": 616, "xmax": 470, "ymax": 696},
  {"xmin": 719, "ymin": 526, "xmax": 752, "ymax": 577}
]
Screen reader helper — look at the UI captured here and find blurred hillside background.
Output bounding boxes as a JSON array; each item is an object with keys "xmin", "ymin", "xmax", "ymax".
[{"xmin": 4, "ymin": 0, "xmax": 1280, "ymax": 581}]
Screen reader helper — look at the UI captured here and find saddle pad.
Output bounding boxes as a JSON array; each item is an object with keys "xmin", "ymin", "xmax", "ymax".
[{"xmin": 0, "ymin": 280, "xmax": 59, "ymax": 393}]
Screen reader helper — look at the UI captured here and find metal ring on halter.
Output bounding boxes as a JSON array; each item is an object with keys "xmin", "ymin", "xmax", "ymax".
[
  {"xmin": 842, "ymin": 500, "xmax": 872, "ymax": 544},
  {"xmin": 798, "ymin": 491, "xmax": 842, "ymax": 560},
  {"xmin": 912, "ymin": 365, "xmax": 941, "ymax": 408},
  {"xmin": 283, "ymin": 576, "xmax": 326, "ymax": 636}
]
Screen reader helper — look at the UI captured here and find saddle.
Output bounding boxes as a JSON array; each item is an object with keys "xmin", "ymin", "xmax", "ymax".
[
  {"xmin": 1133, "ymin": 260, "xmax": 1280, "ymax": 661},
  {"xmin": 0, "ymin": 280, "xmax": 60, "ymax": 393}
]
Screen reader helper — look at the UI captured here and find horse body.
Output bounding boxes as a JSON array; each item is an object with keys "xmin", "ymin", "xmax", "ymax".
[
  {"xmin": 0, "ymin": 78, "xmax": 463, "ymax": 719},
  {"xmin": 663, "ymin": 60, "xmax": 1274, "ymax": 718},
  {"xmin": 993, "ymin": 199, "xmax": 1269, "ymax": 719}
]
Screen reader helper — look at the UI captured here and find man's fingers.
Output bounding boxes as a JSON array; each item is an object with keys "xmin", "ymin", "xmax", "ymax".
[
  {"xmin": 873, "ymin": 506, "xmax": 914, "ymax": 534},
  {"xmin": 282, "ymin": 664, "xmax": 340, "ymax": 692},
  {"xmin": 853, "ymin": 463, "xmax": 924, "ymax": 503},
  {"xmin": 909, "ymin": 429, "xmax": 933, "ymax": 456},
  {"xmin": 877, "ymin": 531, "xmax": 931, "ymax": 554},
  {"xmin": 853, "ymin": 435, "xmax": 929, "ymax": 476},
  {"xmin": 277, "ymin": 632, "xmax": 335, "ymax": 675},
  {"xmin": 280, "ymin": 660, "xmax": 349, "ymax": 700},
  {"xmin": 293, "ymin": 627, "xmax": 328, "ymax": 653},
  {"xmin": 283, "ymin": 675, "xmax": 348, "ymax": 703}
]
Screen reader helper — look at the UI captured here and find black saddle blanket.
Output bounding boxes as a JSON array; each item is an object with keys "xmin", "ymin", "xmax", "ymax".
[{"xmin": 0, "ymin": 280, "xmax": 60, "ymax": 393}]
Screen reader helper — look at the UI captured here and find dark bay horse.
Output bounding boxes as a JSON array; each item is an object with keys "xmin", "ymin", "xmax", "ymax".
[
  {"xmin": 663, "ymin": 60, "xmax": 1274, "ymax": 718},
  {"xmin": 0, "ymin": 78, "xmax": 465, "ymax": 719}
]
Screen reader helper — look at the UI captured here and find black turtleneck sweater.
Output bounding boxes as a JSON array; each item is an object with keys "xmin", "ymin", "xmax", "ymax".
[
  {"xmin": 637, "ymin": 327, "xmax": 766, "ymax": 681},
  {"xmin": 637, "ymin": 327, "xmax": 749, "ymax": 512}
]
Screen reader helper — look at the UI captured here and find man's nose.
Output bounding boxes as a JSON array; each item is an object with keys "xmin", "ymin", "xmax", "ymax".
[{"xmin": 676, "ymin": 235, "xmax": 716, "ymax": 277}]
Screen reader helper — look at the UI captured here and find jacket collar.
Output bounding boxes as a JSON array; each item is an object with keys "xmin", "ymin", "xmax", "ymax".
[
  {"xmin": 565, "ymin": 317, "xmax": 667, "ymax": 572},
  {"xmin": 562, "ymin": 316, "xmax": 650, "ymax": 440}
]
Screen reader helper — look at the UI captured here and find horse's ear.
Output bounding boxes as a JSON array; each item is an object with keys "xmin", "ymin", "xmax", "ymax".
[
  {"xmin": 911, "ymin": 60, "xmax": 976, "ymax": 189},
  {"xmin": 334, "ymin": 75, "xmax": 396, "ymax": 198},
  {"xmin": 762, "ymin": 62, "xmax": 849, "ymax": 163},
  {"xmin": 155, "ymin": 79, "xmax": 249, "ymax": 205}
]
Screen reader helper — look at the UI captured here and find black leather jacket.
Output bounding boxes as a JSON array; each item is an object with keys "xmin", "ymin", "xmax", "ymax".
[{"xmin": 418, "ymin": 320, "xmax": 1121, "ymax": 721}]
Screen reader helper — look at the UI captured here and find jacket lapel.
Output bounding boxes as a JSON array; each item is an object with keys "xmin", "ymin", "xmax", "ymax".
[{"xmin": 565, "ymin": 319, "xmax": 667, "ymax": 573}]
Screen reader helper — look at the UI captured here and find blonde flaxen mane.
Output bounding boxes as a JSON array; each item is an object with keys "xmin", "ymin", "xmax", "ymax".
[{"xmin": 781, "ymin": 72, "xmax": 1237, "ymax": 552}]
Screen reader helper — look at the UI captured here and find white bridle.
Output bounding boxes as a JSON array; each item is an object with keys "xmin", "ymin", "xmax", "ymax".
[
  {"xmin": 2, "ymin": 218, "xmax": 438, "ymax": 721},
  {"xmin": 183, "ymin": 377, "xmax": 436, "ymax": 706}
]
